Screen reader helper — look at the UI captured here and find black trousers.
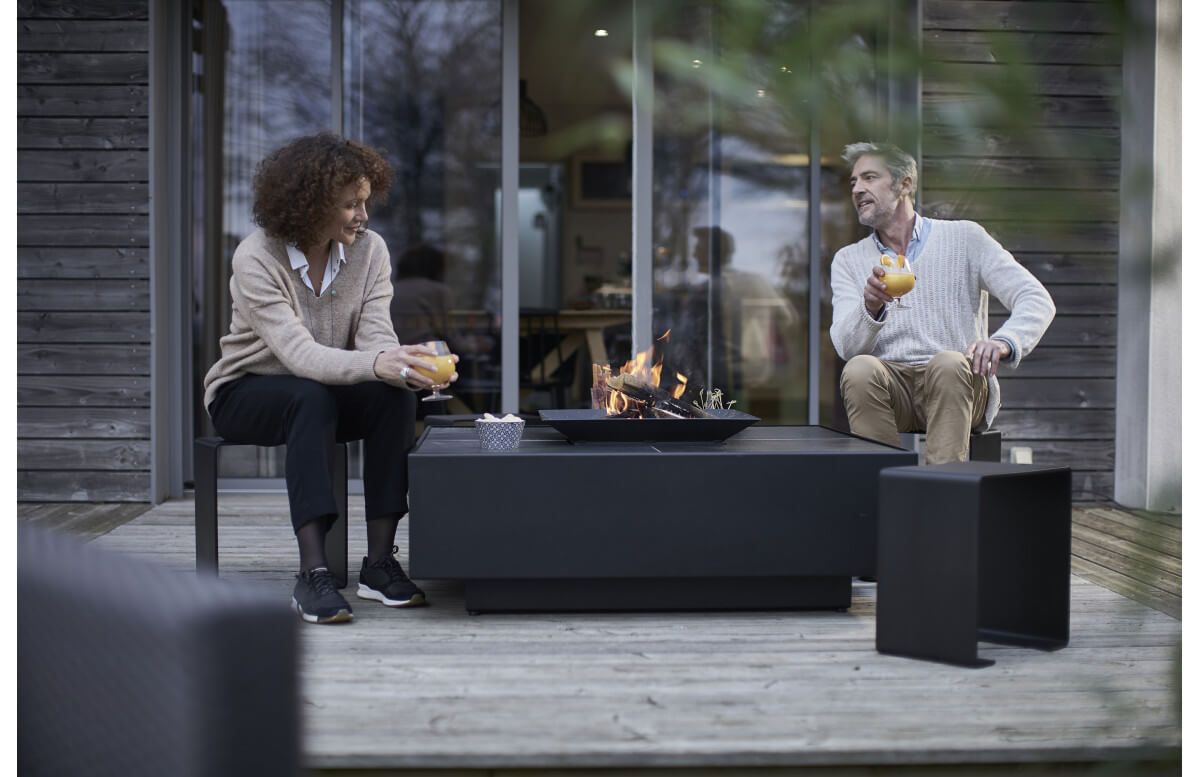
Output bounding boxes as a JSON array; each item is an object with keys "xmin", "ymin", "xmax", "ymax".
[{"xmin": 208, "ymin": 374, "xmax": 417, "ymax": 532}]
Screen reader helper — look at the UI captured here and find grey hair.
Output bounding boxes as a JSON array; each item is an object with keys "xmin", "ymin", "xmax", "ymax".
[{"xmin": 842, "ymin": 142, "xmax": 917, "ymax": 193}]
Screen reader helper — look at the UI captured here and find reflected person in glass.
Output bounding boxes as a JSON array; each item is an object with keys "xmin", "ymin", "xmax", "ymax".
[
  {"xmin": 202, "ymin": 132, "xmax": 459, "ymax": 624},
  {"xmin": 830, "ymin": 142, "xmax": 1054, "ymax": 464}
]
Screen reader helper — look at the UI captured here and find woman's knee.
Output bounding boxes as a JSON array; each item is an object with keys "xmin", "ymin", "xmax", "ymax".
[
  {"xmin": 285, "ymin": 378, "xmax": 338, "ymax": 421},
  {"xmin": 362, "ymin": 381, "xmax": 417, "ymax": 422}
]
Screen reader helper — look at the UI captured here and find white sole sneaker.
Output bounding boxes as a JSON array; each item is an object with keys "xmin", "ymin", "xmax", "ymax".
[
  {"xmin": 356, "ymin": 583, "xmax": 427, "ymax": 608},
  {"xmin": 292, "ymin": 596, "xmax": 353, "ymax": 624}
]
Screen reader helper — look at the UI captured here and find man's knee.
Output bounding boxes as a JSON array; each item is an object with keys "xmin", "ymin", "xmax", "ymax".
[
  {"xmin": 927, "ymin": 350, "xmax": 971, "ymax": 379},
  {"xmin": 840, "ymin": 354, "xmax": 885, "ymax": 397}
]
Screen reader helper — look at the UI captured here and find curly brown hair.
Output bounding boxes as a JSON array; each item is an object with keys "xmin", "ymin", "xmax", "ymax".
[{"xmin": 252, "ymin": 132, "xmax": 394, "ymax": 248}]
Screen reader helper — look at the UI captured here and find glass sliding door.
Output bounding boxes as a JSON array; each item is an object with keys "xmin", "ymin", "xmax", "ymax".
[
  {"xmin": 344, "ymin": 0, "xmax": 504, "ymax": 418},
  {"xmin": 648, "ymin": 0, "xmax": 812, "ymax": 423},
  {"xmin": 189, "ymin": 0, "xmax": 502, "ymax": 481},
  {"xmin": 191, "ymin": 0, "xmax": 337, "ymax": 480}
]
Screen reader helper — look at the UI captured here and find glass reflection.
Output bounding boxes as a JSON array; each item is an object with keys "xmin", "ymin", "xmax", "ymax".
[
  {"xmin": 346, "ymin": 0, "xmax": 503, "ymax": 416},
  {"xmin": 650, "ymin": 2, "xmax": 811, "ymax": 423},
  {"xmin": 192, "ymin": 0, "xmax": 335, "ymax": 478}
]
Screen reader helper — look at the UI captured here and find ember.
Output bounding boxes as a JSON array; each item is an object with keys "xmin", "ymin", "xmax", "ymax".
[{"xmin": 592, "ymin": 331, "xmax": 712, "ymax": 419}]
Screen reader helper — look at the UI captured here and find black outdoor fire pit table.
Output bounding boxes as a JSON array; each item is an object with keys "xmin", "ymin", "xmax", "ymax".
[{"xmin": 408, "ymin": 424, "xmax": 916, "ymax": 613}]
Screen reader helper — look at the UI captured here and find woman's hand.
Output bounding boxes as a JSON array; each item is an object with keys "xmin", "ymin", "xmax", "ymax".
[{"xmin": 373, "ymin": 344, "xmax": 460, "ymax": 389}]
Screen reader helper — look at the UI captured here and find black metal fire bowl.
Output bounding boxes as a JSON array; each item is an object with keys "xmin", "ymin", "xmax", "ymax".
[{"xmin": 538, "ymin": 408, "xmax": 759, "ymax": 443}]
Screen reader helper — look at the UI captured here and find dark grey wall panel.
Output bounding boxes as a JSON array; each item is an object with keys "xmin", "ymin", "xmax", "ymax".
[
  {"xmin": 19, "ymin": 311, "xmax": 151, "ymax": 342},
  {"xmin": 18, "ymin": 20, "xmax": 148, "ymax": 51},
  {"xmin": 924, "ymin": 1, "xmax": 1119, "ymax": 34},
  {"xmin": 17, "ymin": 1, "xmax": 148, "ymax": 20},
  {"xmin": 18, "ymin": 345, "xmax": 151, "ymax": 375},
  {"xmin": 18, "ymin": 119, "xmax": 149, "ymax": 150},
  {"xmin": 18, "ymin": 375, "xmax": 151, "ymax": 407},
  {"xmin": 19, "ymin": 439, "xmax": 152, "ymax": 470},
  {"xmin": 18, "ymin": 247, "xmax": 148, "ymax": 279},
  {"xmin": 17, "ymin": 279, "xmax": 150, "ymax": 311},
  {"xmin": 20, "ymin": 407, "xmax": 152, "ymax": 439},
  {"xmin": 17, "ymin": 0, "xmax": 151, "ymax": 501},
  {"xmin": 18, "ymin": 85, "xmax": 148, "ymax": 116},
  {"xmin": 18, "ymin": 150, "xmax": 149, "ymax": 182},
  {"xmin": 18, "ymin": 52, "xmax": 150, "ymax": 83}
]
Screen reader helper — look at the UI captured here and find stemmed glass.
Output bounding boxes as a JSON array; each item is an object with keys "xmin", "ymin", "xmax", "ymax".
[
  {"xmin": 415, "ymin": 340, "xmax": 455, "ymax": 402},
  {"xmin": 880, "ymin": 254, "xmax": 915, "ymax": 310}
]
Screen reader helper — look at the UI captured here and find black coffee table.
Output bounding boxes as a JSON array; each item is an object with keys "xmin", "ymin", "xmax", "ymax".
[{"xmin": 408, "ymin": 425, "xmax": 915, "ymax": 613}]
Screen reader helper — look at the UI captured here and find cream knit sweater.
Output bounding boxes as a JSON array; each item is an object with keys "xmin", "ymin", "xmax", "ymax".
[
  {"xmin": 830, "ymin": 218, "xmax": 1055, "ymax": 428},
  {"xmin": 202, "ymin": 228, "xmax": 402, "ymax": 411}
]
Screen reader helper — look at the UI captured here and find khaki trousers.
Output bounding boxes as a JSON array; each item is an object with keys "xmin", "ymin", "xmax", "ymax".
[{"xmin": 840, "ymin": 351, "xmax": 988, "ymax": 465}]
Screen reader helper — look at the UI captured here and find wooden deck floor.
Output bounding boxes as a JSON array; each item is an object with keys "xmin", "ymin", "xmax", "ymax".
[
  {"xmin": 1071, "ymin": 504, "xmax": 1182, "ymax": 619},
  {"xmin": 76, "ymin": 494, "xmax": 1181, "ymax": 773}
]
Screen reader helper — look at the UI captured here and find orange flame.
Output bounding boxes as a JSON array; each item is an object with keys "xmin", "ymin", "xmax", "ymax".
[
  {"xmin": 605, "ymin": 330, "xmax": 689, "ymax": 415},
  {"xmin": 671, "ymin": 372, "xmax": 687, "ymax": 399}
]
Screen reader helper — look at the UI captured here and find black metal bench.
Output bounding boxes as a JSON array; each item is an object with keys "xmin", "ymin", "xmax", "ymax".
[
  {"xmin": 194, "ymin": 437, "xmax": 349, "ymax": 587},
  {"xmin": 896, "ymin": 429, "xmax": 1002, "ymax": 463}
]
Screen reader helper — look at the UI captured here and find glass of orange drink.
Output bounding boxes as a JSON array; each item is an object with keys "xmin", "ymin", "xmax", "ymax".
[
  {"xmin": 879, "ymin": 253, "xmax": 915, "ymax": 309},
  {"xmin": 416, "ymin": 340, "xmax": 456, "ymax": 402}
]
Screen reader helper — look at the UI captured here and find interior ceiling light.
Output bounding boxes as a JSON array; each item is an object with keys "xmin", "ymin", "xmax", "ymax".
[{"xmin": 594, "ymin": 28, "xmax": 609, "ymax": 37}]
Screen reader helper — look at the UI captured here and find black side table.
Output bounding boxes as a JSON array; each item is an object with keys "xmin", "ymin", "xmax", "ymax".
[{"xmin": 875, "ymin": 462, "xmax": 1072, "ymax": 667}]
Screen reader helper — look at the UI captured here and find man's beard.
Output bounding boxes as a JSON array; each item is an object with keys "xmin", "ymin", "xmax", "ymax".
[{"xmin": 856, "ymin": 191, "xmax": 899, "ymax": 229}]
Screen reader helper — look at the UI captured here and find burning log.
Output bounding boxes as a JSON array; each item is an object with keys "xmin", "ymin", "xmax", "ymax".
[{"xmin": 606, "ymin": 373, "xmax": 713, "ymax": 419}]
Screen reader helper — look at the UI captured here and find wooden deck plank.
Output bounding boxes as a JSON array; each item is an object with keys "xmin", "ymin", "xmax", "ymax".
[
  {"xmin": 1071, "ymin": 524, "xmax": 1181, "ymax": 578},
  {"xmin": 78, "ymin": 494, "xmax": 1181, "ymax": 771},
  {"xmin": 1070, "ymin": 557, "xmax": 1181, "ymax": 621},
  {"xmin": 1073, "ymin": 507, "xmax": 1182, "ymax": 546},
  {"xmin": 17, "ymin": 501, "xmax": 150, "ymax": 539}
]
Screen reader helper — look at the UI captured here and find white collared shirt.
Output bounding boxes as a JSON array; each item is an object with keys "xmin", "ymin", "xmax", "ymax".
[{"xmin": 286, "ymin": 242, "xmax": 346, "ymax": 297}]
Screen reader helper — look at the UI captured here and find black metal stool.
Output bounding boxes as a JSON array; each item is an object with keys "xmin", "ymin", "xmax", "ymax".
[
  {"xmin": 194, "ymin": 437, "xmax": 349, "ymax": 587},
  {"xmin": 876, "ymin": 462, "xmax": 1071, "ymax": 667},
  {"xmin": 896, "ymin": 429, "xmax": 1002, "ymax": 463}
]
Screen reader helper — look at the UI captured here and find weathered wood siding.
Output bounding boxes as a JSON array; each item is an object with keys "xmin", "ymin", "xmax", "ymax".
[
  {"xmin": 922, "ymin": 0, "xmax": 1120, "ymax": 500},
  {"xmin": 17, "ymin": 0, "xmax": 152, "ymax": 501}
]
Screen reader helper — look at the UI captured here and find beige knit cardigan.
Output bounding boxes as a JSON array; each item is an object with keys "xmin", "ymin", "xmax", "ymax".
[{"xmin": 202, "ymin": 228, "xmax": 402, "ymax": 411}]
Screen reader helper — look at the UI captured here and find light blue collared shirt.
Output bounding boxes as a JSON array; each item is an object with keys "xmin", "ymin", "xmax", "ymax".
[
  {"xmin": 287, "ymin": 242, "xmax": 346, "ymax": 297},
  {"xmin": 871, "ymin": 212, "xmax": 930, "ymax": 267}
]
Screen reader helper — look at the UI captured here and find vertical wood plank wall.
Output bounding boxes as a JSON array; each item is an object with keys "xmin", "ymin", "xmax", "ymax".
[
  {"xmin": 17, "ymin": 0, "xmax": 152, "ymax": 501},
  {"xmin": 921, "ymin": 0, "xmax": 1119, "ymax": 500}
]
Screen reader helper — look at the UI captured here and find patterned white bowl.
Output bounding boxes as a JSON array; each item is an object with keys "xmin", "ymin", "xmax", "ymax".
[{"xmin": 475, "ymin": 418, "xmax": 525, "ymax": 451}]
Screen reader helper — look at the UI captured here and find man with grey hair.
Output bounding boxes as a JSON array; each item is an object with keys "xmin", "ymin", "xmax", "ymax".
[{"xmin": 829, "ymin": 141, "xmax": 1055, "ymax": 464}]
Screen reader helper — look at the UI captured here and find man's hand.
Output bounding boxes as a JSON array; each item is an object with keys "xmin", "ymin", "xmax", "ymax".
[
  {"xmin": 373, "ymin": 344, "xmax": 459, "ymax": 388},
  {"xmin": 966, "ymin": 339, "xmax": 1011, "ymax": 377},
  {"xmin": 863, "ymin": 265, "xmax": 895, "ymax": 315}
]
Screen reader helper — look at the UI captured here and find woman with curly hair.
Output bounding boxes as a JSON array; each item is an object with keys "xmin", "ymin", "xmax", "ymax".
[{"xmin": 203, "ymin": 132, "xmax": 457, "ymax": 624}]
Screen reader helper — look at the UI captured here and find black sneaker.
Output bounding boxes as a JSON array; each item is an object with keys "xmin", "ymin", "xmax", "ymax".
[
  {"xmin": 292, "ymin": 566, "xmax": 353, "ymax": 624},
  {"xmin": 357, "ymin": 547, "xmax": 427, "ymax": 607}
]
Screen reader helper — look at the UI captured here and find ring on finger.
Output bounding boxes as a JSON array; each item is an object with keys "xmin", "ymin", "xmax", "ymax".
[{"xmin": 400, "ymin": 366, "xmax": 410, "ymax": 380}]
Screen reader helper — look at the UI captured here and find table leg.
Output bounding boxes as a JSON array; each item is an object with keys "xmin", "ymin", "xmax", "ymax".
[
  {"xmin": 532, "ymin": 332, "xmax": 584, "ymax": 377},
  {"xmin": 584, "ymin": 328, "xmax": 610, "ymax": 368}
]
